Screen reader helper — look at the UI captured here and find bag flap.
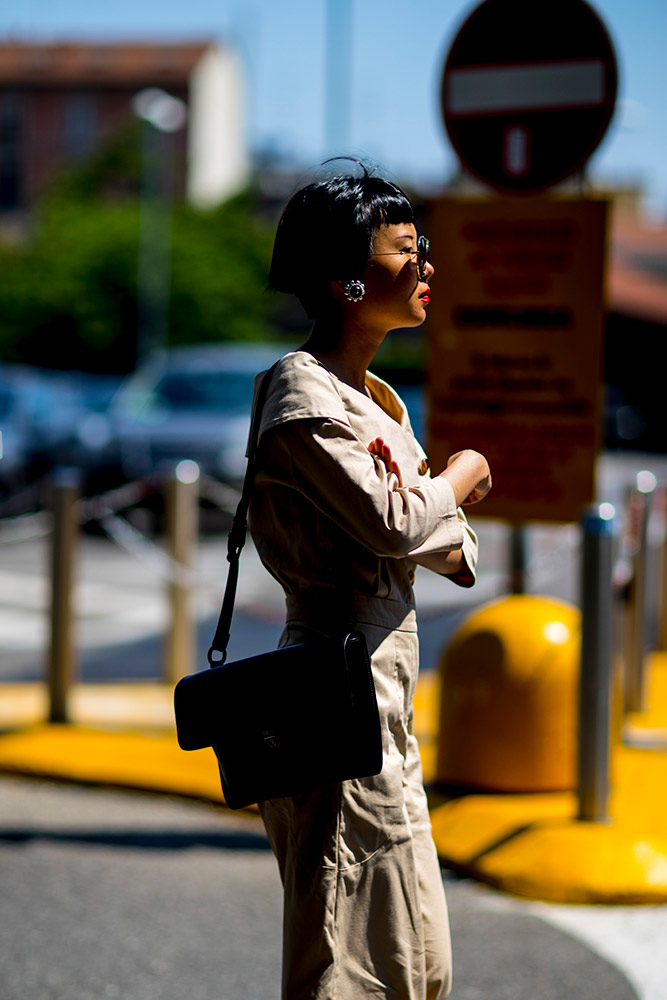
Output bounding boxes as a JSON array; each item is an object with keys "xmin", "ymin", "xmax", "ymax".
[{"xmin": 173, "ymin": 642, "xmax": 325, "ymax": 751}]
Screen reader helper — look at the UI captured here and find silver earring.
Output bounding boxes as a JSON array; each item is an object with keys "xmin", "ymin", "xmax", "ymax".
[{"xmin": 343, "ymin": 279, "xmax": 365, "ymax": 302}]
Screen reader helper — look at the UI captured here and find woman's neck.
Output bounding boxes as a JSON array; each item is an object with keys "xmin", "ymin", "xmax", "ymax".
[{"xmin": 303, "ymin": 318, "xmax": 385, "ymax": 394}]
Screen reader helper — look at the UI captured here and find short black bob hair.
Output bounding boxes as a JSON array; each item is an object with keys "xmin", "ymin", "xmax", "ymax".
[{"xmin": 269, "ymin": 161, "xmax": 415, "ymax": 320}]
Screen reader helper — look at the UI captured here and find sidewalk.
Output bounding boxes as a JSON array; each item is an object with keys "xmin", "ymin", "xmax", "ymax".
[{"xmin": 1, "ymin": 651, "xmax": 666, "ymax": 904}]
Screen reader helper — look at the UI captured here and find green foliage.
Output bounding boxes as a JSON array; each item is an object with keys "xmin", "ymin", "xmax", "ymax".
[
  {"xmin": 0, "ymin": 199, "xmax": 142, "ymax": 371},
  {"xmin": 0, "ymin": 140, "xmax": 277, "ymax": 372},
  {"xmin": 168, "ymin": 193, "xmax": 275, "ymax": 350}
]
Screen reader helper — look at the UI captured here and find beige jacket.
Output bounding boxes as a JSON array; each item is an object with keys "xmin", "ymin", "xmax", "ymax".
[{"xmin": 249, "ymin": 350, "xmax": 477, "ymax": 608}]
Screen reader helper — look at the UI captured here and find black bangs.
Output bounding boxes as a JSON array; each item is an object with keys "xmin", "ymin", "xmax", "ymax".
[{"xmin": 354, "ymin": 180, "xmax": 415, "ymax": 247}]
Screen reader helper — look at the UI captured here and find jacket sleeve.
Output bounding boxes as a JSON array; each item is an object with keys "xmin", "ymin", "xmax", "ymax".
[
  {"xmin": 409, "ymin": 508, "xmax": 478, "ymax": 587},
  {"xmin": 258, "ymin": 416, "xmax": 465, "ymax": 560}
]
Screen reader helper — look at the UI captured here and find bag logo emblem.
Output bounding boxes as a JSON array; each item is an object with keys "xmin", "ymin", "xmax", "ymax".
[{"xmin": 262, "ymin": 729, "xmax": 281, "ymax": 750}]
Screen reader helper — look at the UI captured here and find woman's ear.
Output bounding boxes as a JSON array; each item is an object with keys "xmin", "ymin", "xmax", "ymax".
[{"xmin": 329, "ymin": 279, "xmax": 348, "ymax": 305}]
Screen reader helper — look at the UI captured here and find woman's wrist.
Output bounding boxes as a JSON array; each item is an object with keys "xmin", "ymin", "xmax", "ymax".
[{"xmin": 437, "ymin": 450, "xmax": 491, "ymax": 507}]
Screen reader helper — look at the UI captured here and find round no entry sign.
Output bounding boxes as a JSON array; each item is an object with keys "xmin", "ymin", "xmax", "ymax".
[{"xmin": 441, "ymin": 0, "xmax": 618, "ymax": 193}]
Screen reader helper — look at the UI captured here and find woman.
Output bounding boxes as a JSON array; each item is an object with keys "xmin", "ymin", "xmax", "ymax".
[{"xmin": 249, "ymin": 165, "xmax": 491, "ymax": 1000}]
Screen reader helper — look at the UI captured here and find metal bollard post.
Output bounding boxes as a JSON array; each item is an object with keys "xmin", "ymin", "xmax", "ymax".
[
  {"xmin": 48, "ymin": 468, "xmax": 80, "ymax": 724},
  {"xmin": 509, "ymin": 523, "xmax": 528, "ymax": 594},
  {"xmin": 164, "ymin": 461, "xmax": 199, "ymax": 685},
  {"xmin": 656, "ymin": 486, "xmax": 667, "ymax": 652},
  {"xmin": 578, "ymin": 503, "xmax": 615, "ymax": 823},
  {"xmin": 623, "ymin": 473, "xmax": 655, "ymax": 712}
]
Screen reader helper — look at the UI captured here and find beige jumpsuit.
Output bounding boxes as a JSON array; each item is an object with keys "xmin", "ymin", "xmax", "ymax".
[{"xmin": 249, "ymin": 351, "xmax": 478, "ymax": 1000}]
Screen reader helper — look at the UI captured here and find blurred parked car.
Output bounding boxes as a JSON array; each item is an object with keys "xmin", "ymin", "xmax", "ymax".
[
  {"xmin": 603, "ymin": 384, "xmax": 653, "ymax": 451},
  {"xmin": 0, "ymin": 366, "xmax": 123, "ymax": 486},
  {"xmin": 75, "ymin": 343, "xmax": 292, "ymax": 489},
  {"xmin": 0, "ymin": 377, "xmax": 34, "ymax": 493}
]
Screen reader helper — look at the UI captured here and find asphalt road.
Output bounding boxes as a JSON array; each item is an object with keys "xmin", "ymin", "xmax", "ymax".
[{"xmin": 0, "ymin": 776, "xmax": 651, "ymax": 1000}]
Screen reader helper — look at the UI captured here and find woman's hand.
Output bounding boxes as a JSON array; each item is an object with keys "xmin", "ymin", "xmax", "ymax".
[
  {"xmin": 368, "ymin": 437, "xmax": 403, "ymax": 487},
  {"xmin": 438, "ymin": 450, "xmax": 491, "ymax": 506}
]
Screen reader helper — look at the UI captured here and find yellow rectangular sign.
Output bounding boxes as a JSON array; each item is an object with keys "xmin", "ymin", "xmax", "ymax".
[{"xmin": 425, "ymin": 196, "xmax": 609, "ymax": 523}]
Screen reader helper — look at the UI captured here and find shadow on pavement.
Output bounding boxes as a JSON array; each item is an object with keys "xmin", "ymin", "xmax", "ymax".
[{"xmin": 0, "ymin": 827, "xmax": 272, "ymax": 851}]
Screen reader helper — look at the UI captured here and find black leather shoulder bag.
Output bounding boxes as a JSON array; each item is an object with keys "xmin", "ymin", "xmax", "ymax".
[{"xmin": 173, "ymin": 362, "xmax": 382, "ymax": 809}]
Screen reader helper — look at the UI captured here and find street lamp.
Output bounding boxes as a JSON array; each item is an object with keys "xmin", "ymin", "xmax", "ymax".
[{"xmin": 133, "ymin": 88, "xmax": 187, "ymax": 365}]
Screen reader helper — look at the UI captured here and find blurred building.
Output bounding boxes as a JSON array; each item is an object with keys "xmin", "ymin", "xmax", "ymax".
[
  {"xmin": 0, "ymin": 40, "xmax": 248, "ymax": 211},
  {"xmin": 604, "ymin": 190, "xmax": 667, "ymax": 451}
]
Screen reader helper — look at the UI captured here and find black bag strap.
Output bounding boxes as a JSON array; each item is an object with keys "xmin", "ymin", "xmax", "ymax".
[{"xmin": 207, "ymin": 361, "xmax": 280, "ymax": 667}]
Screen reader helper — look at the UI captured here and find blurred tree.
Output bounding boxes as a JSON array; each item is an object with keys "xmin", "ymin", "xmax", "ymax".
[{"xmin": 0, "ymin": 123, "xmax": 276, "ymax": 373}]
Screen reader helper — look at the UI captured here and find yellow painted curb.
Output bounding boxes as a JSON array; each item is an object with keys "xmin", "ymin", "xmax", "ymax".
[
  {"xmin": 429, "ymin": 794, "xmax": 667, "ymax": 904},
  {"xmin": 0, "ymin": 723, "xmax": 230, "ymax": 806}
]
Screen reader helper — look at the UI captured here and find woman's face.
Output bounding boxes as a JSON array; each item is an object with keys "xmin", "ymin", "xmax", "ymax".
[{"xmin": 358, "ymin": 222, "xmax": 433, "ymax": 331}]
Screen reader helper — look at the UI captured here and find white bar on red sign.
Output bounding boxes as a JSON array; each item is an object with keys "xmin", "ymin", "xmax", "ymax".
[{"xmin": 446, "ymin": 59, "xmax": 606, "ymax": 117}]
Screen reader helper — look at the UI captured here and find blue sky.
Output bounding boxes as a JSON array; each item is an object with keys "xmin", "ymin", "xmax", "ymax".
[{"xmin": 3, "ymin": 0, "xmax": 666, "ymax": 220}]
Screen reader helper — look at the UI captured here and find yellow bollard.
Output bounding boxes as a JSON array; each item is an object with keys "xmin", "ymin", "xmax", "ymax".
[{"xmin": 436, "ymin": 595, "xmax": 580, "ymax": 792}]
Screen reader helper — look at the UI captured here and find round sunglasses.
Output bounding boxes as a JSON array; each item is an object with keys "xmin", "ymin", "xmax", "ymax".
[{"xmin": 369, "ymin": 235, "xmax": 430, "ymax": 280}]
